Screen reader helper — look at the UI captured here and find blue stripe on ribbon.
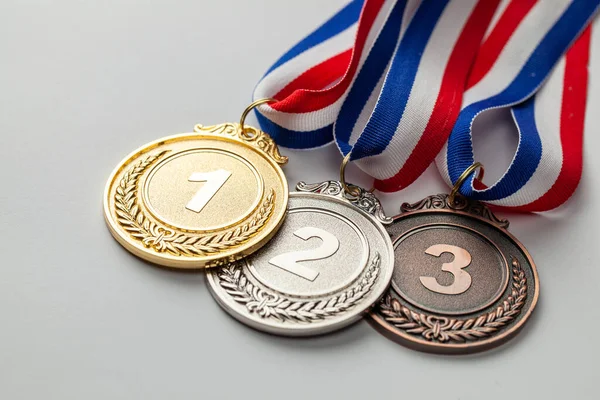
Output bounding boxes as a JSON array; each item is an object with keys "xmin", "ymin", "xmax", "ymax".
[
  {"xmin": 335, "ymin": 0, "xmax": 408, "ymax": 155},
  {"xmin": 263, "ymin": 0, "xmax": 364, "ymax": 77},
  {"xmin": 255, "ymin": 1, "xmax": 362, "ymax": 149},
  {"xmin": 348, "ymin": 0, "xmax": 450, "ymax": 160},
  {"xmin": 455, "ymin": 98, "xmax": 542, "ymax": 199},
  {"xmin": 256, "ymin": 112, "xmax": 334, "ymax": 148},
  {"xmin": 448, "ymin": 0, "xmax": 599, "ymax": 201}
]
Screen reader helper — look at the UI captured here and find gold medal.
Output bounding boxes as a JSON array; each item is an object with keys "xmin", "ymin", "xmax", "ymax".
[{"xmin": 103, "ymin": 100, "xmax": 288, "ymax": 269}]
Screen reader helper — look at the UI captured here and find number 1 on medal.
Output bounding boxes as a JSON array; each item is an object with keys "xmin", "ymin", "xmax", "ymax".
[{"xmin": 186, "ymin": 169, "xmax": 231, "ymax": 213}]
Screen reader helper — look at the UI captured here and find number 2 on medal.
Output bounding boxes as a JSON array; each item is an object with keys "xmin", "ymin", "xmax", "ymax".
[
  {"xmin": 185, "ymin": 169, "xmax": 231, "ymax": 213},
  {"xmin": 269, "ymin": 227, "xmax": 340, "ymax": 282},
  {"xmin": 420, "ymin": 244, "xmax": 472, "ymax": 295}
]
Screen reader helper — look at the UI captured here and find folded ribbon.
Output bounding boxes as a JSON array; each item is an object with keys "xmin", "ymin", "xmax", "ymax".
[{"xmin": 253, "ymin": 0, "xmax": 598, "ymax": 211}]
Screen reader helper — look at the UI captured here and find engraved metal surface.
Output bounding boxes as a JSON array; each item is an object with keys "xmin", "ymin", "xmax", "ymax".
[
  {"xmin": 206, "ymin": 190, "xmax": 395, "ymax": 336},
  {"xmin": 296, "ymin": 180, "xmax": 392, "ymax": 225},
  {"xmin": 369, "ymin": 194, "xmax": 539, "ymax": 354},
  {"xmin": 103, "ymin": 123, "xmax": 288, "ymax": 269}
]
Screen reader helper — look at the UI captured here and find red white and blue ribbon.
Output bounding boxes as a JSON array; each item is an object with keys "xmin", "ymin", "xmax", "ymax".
[
  {"xmin": 437, "ymin": 0, "xmax": 595, "ymax": 211},
  {"xmin": 253, "ymin": 0, "xmax": 597, "ymax": 211}
]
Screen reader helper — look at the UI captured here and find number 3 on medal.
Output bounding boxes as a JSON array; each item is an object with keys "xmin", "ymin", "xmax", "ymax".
[
  {"xmin": 185, "ymin": 169, "xmax": 231, "ymax": 213},
  {"xmin": 269, "ymin": 227, "xmax": 340, "ymax": 281},
  {"xmin": 420, "ymin": 244, "xmax": 472, "ymax": 295}
]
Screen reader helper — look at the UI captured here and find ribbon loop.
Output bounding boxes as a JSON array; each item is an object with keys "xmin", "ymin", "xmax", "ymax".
[{"xmin": 254, "ymin": 0, "xmax": 598, "ymax": 211}]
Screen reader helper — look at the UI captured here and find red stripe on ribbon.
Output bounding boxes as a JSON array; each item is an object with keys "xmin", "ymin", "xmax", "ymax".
[
  {"xmin": 374, "ymin": 0, "xmax": 501, "ymax": 192},
  {"xmin": 271, "ymin": 0, "xmax": 385, "ymax": 113},
  {"xmin": 274, "ymin": 49, "xmax": 352, "ymax": 100},
  {"xmin": 512, "ymin": 26, "xmax": 590, "ymax": 212},
  {"xmin": 466, "ymin": 0, "xmax": 537, "ymax": 91}
]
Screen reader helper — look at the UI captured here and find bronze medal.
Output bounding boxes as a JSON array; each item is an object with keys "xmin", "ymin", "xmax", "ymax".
[{"xmin": 369, "ymin": 193, "xmax": 539, "ymax": 354}]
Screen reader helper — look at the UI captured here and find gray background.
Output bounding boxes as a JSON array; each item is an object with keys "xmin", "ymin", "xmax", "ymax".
[{"xmin": 1, "ymin": 1, "xmax": 598, "ymax": 399}]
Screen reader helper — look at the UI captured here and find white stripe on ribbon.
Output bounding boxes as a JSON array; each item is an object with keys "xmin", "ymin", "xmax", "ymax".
[
  {"xmin": 492, "ymin": 58, "xmax": 566, "ymax": 206},
  {"xmin": 347, "ymin": 0, "xmax": 420, "ymax": 147},
  {"xmin": 464, "ymin": 0, "xmax": 572, "ymax": 106},
  {"xmin": 358, "ymin": 0, "xmax": 479, "ymax": 180},
  {"xmin": 436, "ymin": 55, "xmax": 567, "ymax": 207},
  {"xmin": 256, "ymin": 0, "xmax": 397, "ymax": 133},
  {"xmin": 483, "ymin": 0, "xmax": 511, "ymax": 40},
  {"xmin": 253, "ymin": 0, "xmax": 596, "ymax": 210},
  {"xmin": 253, "ymin": 23, "xmax": 357, "ymax": 102}
]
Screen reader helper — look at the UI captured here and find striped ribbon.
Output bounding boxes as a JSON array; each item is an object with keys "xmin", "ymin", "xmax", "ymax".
[{"xmin": 253, "ymin": 0, "xmax": 598, "ymax": 211}]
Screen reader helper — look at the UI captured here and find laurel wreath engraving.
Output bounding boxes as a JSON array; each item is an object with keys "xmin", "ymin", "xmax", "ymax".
[
  {"xmin": 217, "ymin": 253, "xmax": 381, "ymax": 323},
  {"xmin": 114, "ymin": 151, "xmax": 275, "ymax": 256},
  {"xmin": 379, "ymin": 257, "xmax": 526, "ymax": 343}
]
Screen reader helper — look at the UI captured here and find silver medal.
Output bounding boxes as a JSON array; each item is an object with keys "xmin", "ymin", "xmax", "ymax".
[{"xmin": 206, "ymin": 181, "xmax": 394, "ymax": 336}]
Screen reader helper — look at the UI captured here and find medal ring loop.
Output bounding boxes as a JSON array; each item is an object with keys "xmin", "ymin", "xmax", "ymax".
[
  {"xmin": 449, "ymin": 162, "xmax": 485, "ymax": 206},
  {"xmin": 340, "ymin": 153, "xmax": 361, "ymax": 197},
  {"xmin": 239, "ymin": 98, "xmax": 278, "ymax": 139}
]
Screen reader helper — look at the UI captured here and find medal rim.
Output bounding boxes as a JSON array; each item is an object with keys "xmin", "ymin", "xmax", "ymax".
[
  {"xmin": 369, "ymin": 206, "xmax": 539, "ymax": 354},
  {"xmin": 205, "ymin": 190, "xmax": 395, "ymax": 336},
  {"xmin": 103, "ymin": 129, "xmax": 289, "ymax": 269}
]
